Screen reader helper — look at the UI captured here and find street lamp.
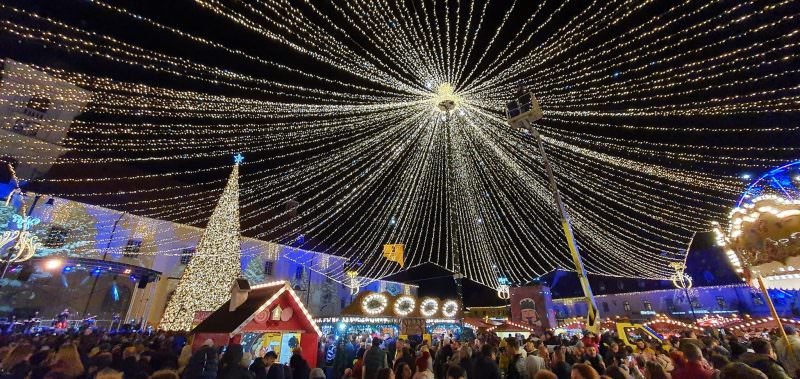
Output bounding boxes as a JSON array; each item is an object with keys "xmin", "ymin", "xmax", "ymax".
[
  {"xmin": 504, "ymin": 87, "xmax": 600, "ymax": 332},
  {"xmin": 670, "ymin": 261, "xmax": 697, "ymax": 322}
]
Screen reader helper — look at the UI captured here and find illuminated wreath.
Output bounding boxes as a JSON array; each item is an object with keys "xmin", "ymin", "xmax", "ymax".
[
  {"xmin": 393, "ymin": 295, "xmax": 416, "ymax": 316},
  {"xmin": 420, "ymin": 298, "xmax": 439, "ymax": 317},
  {"xmin": 362, "ymin": 293, "xmax": 388, "ymax": 315},
  {"xmin": 442, "ymin": 300, "xmax": 459, "ymax": 318}
]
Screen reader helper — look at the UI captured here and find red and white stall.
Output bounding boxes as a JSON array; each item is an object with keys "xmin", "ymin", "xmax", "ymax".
[{"xmin": 191, "ymin": 281, "xmax": 321, "ymax": 367}]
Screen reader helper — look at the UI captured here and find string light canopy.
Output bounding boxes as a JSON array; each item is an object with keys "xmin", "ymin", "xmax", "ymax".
[{"xmin": 1, "ymin": 0, "xmax": 797, "ymax": 290}]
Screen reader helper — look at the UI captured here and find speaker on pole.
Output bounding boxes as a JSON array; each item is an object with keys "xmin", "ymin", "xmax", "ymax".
[{"xmin": 137, "ymin": 274, "xmax": 150, "ymax": 289}]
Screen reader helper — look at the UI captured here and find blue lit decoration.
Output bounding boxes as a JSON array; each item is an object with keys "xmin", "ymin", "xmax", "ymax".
[
  {"xmin": 112, "ymin": 282, "xmax": 120, "ymax": 301},
  {"xmin": 738, "ymin": 160, "xmax": 800, "ymax": 207},
  {"xmin": 233, "ymin": 153, "xmax": 245, "ymax": 164}
]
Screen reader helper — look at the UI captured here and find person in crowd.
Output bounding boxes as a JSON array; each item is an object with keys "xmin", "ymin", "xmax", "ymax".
[
  {"xmin": 178, "ymin": 346, "xmax": 193, "ymax": 376},
  {"xmin": 186, "ymin": 341, "xmax": 218, "ymax": 379},
  {"xmin": 642, "ymin": 361, "xmax": 668, "ymax": 379},
  {"xmin": 581, "ymin": 332, "xmax": 600, "ymax": 350},
  {"xmin": 505, "ymin": 338, "xmax": 525, "ymax": 379},
  {"xmin": 581, "ymin": 346, "xmax": 604, "ymax": 375},
  {"xmin": 533, "ymin": 371, "xmax": 557, "ymax": 379},
  {"xmin": 375, "ymin": 367, "xmax": 394, "ymax": 379},
  {"xmin": 217, "ymin": 345, "xmax": 252, "ymax": 379},
  {"xmin": 310, "ymin": 367, "xmax": 326, "ymax": 379},
  {"xmin": 678, "ymin": 331, "xmax": 704, "ymax": 356},
  {"xmin": 550, "ymin": 347, "xmax": 571, "ymax": 379},
  {"xmin": 525, "ymin": 343, "xmax": 546, "ymax": 379},
  {"xmin": 707, "ymin": 354, "xmax": 728, "ymax": 378},
  {"xmin": 393, "ymin": 363, "xmax": 411, "ymax": 379},
  {"xmin": 289, "ymin": 347, "xmax": 309, "ymax": 379},
  {"xmin": 471, "ymin": 344, "xmax": 499, "ymax": 379},
  {"xmin": 94, "ymin": 368, "xmax": 122, "ymax": 379},
  {"xmin": 718, "ymin": 362, "xmax": 767, "ymax": 379},
  {"xmin": 570, "ymin": 363, "xmax": 599, "ymax": 379},
  {"xmin": 149, "ymin": 371, "xmax": 180, "ymax": 379},
  {"xmin": 118, "ymin": 346, "xmax": 147, "ymax": 379},
  {"xmin": 775, "ymin": 325, "xmax": 800, "ymax": 378},
  {"xmin": 445, "ymin": 365, "xmax": 465, "ymax": 379},
  {"xmin": 739, "ymin": 338, "xmax": 792, "ymax": 379},
  {"xmin": 670, "ymin": 344, "xmax": 712, "ymax": 379},
  {"xmin": 602, "ymin": 343, "xmax": 622, "ymax": 368},
  {"xmin": 50, "ymin": 345, "xmax": 85, "ymax": 379},
  {"xmin": 0, "ymin": 344, "xmax": 33, "ymax": 379},
  {"xmin": 363, "ymin": 338, "xmax": 388, "ymax": 379},
  {"xmin": 411, "ymin": 353, "xmax": 433, "ymax": 379}
]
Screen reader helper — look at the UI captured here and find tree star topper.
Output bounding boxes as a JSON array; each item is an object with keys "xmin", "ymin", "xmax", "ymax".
[{"xmin": 233, "ymin": 153, "xmax": 244, "ymax": 165}]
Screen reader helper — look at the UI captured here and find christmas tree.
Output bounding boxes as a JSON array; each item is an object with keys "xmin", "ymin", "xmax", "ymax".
[{"xmin": 160, "ymin": 155, "xmax": 243, "ymax": 331}]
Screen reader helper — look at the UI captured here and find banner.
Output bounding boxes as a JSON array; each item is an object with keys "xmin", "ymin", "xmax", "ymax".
[{"xmin": 383, "ymin": 243, "xmax": 405, "ymax": 267}]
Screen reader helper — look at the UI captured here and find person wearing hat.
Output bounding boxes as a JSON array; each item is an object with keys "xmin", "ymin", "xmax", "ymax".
[{"xmin": 775, "ymin": 325, "xmax": 800, "ymax": 378}]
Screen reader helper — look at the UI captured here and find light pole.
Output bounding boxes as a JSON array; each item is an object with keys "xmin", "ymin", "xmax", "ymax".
[
  {"xmin": 505, "ymin": 89, "xmax": 600, "ymax": 332},
  {"xmin": 670, "ymin": 261, "xmax": 697, "ymax": 323}
]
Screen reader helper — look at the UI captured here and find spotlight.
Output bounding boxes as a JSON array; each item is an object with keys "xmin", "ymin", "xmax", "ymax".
[
  {"xmin": 123, "ymin": 268, "xmax": 132, "ymax": 274},
  {"xmin": 44, "ymin": 259, "xmax": 63, "ymax": 270},
  {"xmin": 741, "ymin": 173, "xmax": 752, "ymax": 180}
]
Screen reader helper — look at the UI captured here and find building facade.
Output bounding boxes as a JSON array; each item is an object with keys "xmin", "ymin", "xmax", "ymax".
[
  {"xmin": 552, "ymin": 284, "xmax": 800, "ymax": 323},
  {"xmin": 0, "ymin": 188, "xmax": 415, "ymax": 327}
]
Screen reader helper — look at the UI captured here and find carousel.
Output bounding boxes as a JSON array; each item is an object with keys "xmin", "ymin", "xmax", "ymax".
[{"xmin": 713, "ymin": 160, "xmax": 800, "ymax": 354}]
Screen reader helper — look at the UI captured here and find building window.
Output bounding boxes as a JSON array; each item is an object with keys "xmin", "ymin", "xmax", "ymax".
[
  {"xmin": 602, "ymin": 302, "xmax": 610, "ymax": 313},
  {"xmin": 643, "ymin": 301, "xmax": 653, "ymax": 311},
  {"xmin": 180, "ymin": 248, "xmax": 194, "ymax": 265},
  {"xmin": 264, "ymin": 261, "xmax": 274, "ymax": 276},
  {"xmin": 123, "ymin": 239, "xmax": 142, "ymax": 258},
  {"xmin": 665, "ymin": 298, "xmax": 675, "ymax": 312},
  {"xmin": 623, "ymin": 301, "xmax": 631, "ymax": 312},
  {"xmin": 716, "ymin": 296, "xmax": 726, "ymax": 308},
  {"xmin": 44, "ymin": 226, "xmax": 69, "ymax": 248},
  {"xmin": 295, "ymin": 266, "xmax": 303, "ymax": 280}
]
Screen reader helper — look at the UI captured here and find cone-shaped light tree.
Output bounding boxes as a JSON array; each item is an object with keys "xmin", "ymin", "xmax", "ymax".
[{"xmin": 160, "ymin": 155, "xmax": 244, "ymax": 331}]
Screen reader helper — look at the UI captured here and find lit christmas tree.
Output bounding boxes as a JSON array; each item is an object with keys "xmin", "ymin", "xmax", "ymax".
[{"xmin": 160, "ymin": 155, "xmax": 244, "ymax": 331}]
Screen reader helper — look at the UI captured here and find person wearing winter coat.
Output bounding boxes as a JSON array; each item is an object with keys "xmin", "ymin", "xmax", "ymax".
[
  {"xmin": 738, "ymin": 339, "xmax": 791, "ymax": 379},
  {"xmin": 248, "ymin": 352, "xmax": 283, "ymax": 379},
  {"xmin": 289, "ymin": 348, "xmax": 310, "ymax": 379},
  {"xmin": 184, "ymin": 341, "xmax": 219, "ymax": 379},
  {"xmin": 218, "ymin": 345, "xmax": 253, "ymax": 379}
]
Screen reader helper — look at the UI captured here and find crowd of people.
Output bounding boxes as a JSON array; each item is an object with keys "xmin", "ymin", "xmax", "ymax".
[
  {"xmin": 316, "ymin": 325, "xmax": 800, "ymax": 379},
  {"xmin": 1, "ymin": 324, "xmax": 800, "ymax": 379}
]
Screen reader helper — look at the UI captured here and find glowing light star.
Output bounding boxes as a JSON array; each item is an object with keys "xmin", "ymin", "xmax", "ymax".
[{"xmin": 233, "ymin": 153, "xmax": 244, "ymax": 164}]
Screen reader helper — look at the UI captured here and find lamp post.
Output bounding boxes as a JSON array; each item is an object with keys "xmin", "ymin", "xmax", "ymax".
[{"xmin": 670, "ymin": 261, "xmax": 697, "ymax": 323}]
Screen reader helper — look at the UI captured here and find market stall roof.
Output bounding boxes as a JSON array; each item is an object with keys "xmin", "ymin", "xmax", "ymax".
[
  {"xmin": 463, "ymin": 317, "xmax": 498, "ymax": 329},
  {"xmin": 642, "ymin": 315, "xmax": 703, "ymax": 334},
  {"xmin": 192, "ymin": 281, "xmax": 320, "ymax": 336},
  {"xmin": 729, "ymin": 316, "xmax": 800, "ymax": 332},
  {"xmin": 487, "ymin": 321, "xmax": 536, "ymax": 334}
]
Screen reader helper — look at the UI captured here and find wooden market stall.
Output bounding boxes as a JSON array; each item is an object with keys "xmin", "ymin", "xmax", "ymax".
[{"xmin": 191, "ymin": 281, "xmax": 321, "ymax": 367}]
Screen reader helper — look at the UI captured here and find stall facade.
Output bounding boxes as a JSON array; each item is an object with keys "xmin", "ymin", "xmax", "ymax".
[{"xmin": 191, "ymin": 281, "xmax": 321, "ymax": 367}]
